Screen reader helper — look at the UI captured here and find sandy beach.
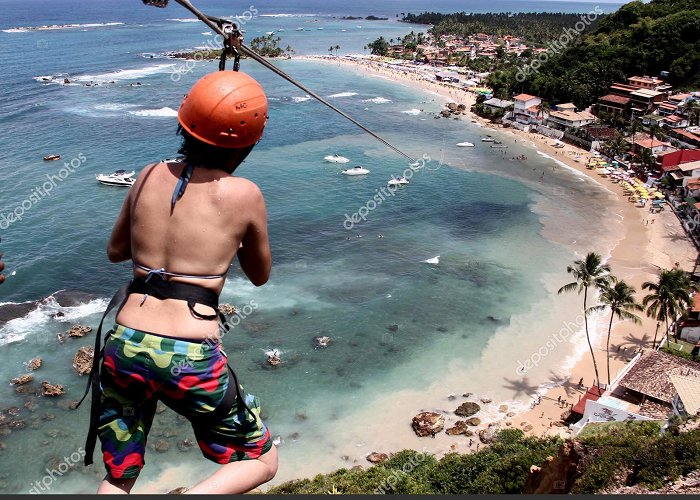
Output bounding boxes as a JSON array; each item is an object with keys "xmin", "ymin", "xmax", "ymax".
[{"xmin": 294, "ymin": 55, "xmax": 698, "ymax": 441}]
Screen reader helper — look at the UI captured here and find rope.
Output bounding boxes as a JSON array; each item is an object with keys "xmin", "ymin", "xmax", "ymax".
[{"xmin": 165, "ymin": 0, "xmax": 416, "ymax": 163}]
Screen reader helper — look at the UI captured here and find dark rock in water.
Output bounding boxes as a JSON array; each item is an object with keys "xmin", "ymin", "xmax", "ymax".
[
  {"xmin": 162, "ymin": 429, "xmax": 178, "ymax": 438},
  {"xmin": 52, "ymin": 311, "xmax": 65, "ymax": 319},
  {"xmin": 313, "ymin": 336, "xmax": 331, "ymax": 348},
  {"xmin": 52, "ymin": 290, "xmax": 98, "ymax": 307},
  {"xmin": 367, "ymin": 452, "xmax": 389, "ymax": 464},
  {"xmin": 7, "ymin": 407, "xmax": 20, "ymax": 417},
  {"xmin": 153, "ymin": 439, "xmax": 170, "ymax": 453},
  {"xmin": 45, "ymin": 429, "xmax": 60, "ymax": 439},
  {"xmin": 481, "ymin": 398, "xmax": 492, "ymax": 404},
  {"xmin": 177, "ymin": 438, "xmax": 195, "ymax": 452},
  {"xmin": 42, "ymin": 413, "xmax": 56, "ymax": 421},
  {"xmin": 447, "ymin": 394, "xmax": 457, "ymax": 401},
  {"xmin": 455, "ymin": 402, "xmax": 481, "ymax": 417},
  {"xmin": 479, "ymin": 427, "xmax": 497, "ymax": 444},
  {"xmin": 0, "ymin": 428, "xmax": 10, "ymax": 437},
  {"xmin": 387, "ymin": 324, "xmax": 399, "ymax": 332},
  {"xmin": 10, "ymin": 374, "xmax": 33, "ymax": 386},
  {"xmin": 68, "ymin": 325, "xmax": 92, "ymax": 338},
  {"xmin": 288, "ymin": 432, "xmax": 300, "ymax": 441},
  {"xmin": 73, "ymin": 346, "xmax": 94, "ymax": 375},
  {"xmin": 295, "ymin": 412, "xmax": 308, "ymax": 422},
  {"xmin": 465, "ymin": 417, "xmax": 481, "ymax": 426},
  {"xmin": 8, "ymin": 419, "xmax": 25, "ymax": 430},
  {"xmin": 445, "ymin": 421, "xmax": 470, "ymax": 436},
  {"xmin": 463, "ymin": 392, "xmax": 473, "ymax": 398},
  {"xmin": 26, "ymin": 358, "xmax": 42, "ymax": 371},
  {"xmin": 0, "ymin": 301, "xmax": 39, "ymax": 326},
  {"xmin": 412, "ymin": 411, "xmax": 444, "ymax": 437},
  {"xmin": 23, "ymin": 400, "xmax": 38, "ymax": 412},
  {"xmin": 15, "ymin": 385, "xmax": 35, "ymax": 395},
  {"xmin": 218, "ymin": 303, "xmax": 238, "ymax": 316},
  {"xmin": 41, "ymin": 381, "xmax": 64, "ymax": 397},
  {"xmin": 437, "ymin": 326, "xmax": 449, "ymax": 333}
]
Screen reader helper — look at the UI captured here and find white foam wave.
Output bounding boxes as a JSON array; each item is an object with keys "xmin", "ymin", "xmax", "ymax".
[
  {"xmin": 0, "ymin": 296, "xmax": 108, "ymax": 346},
  {"xmin": 3, "ymin": 22, "xmax": 123, "ymax": 33},
  {"xmin": 423, "ymin": 255, "xmax": 440, "ymax": 264},
  {"xmin": 402, "ymin": 108, "xmax": 421, "ymax": 115},
  {"xmin": 292, "ymin": 95, "xmax": 312, "ymax": 103},
  {"xmin": 328, "ymin": 92, "xmax": 358, "ymax": 98},
  {"xmin": 74, "ymin": 63, "xmax": 176, "ymax": 83},
  {"xmin": 168, "ymin": 18, "xmax": 200, "ymax": 23},
  {"xmin": 362, "ymin": 97, "xmax": 392, "ymax": 104},
  {"xmin": 260, "ymin": 13, "xmax": 319, "ymax": 18},
  {"xmin": 129, "ymin": 107, "xmax": 178, "ymax": 118}
]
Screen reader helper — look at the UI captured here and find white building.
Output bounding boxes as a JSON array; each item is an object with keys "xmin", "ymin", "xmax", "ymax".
[{"xmin": 512, "ymin": 93, "xmax": 542, "ymax": 125}]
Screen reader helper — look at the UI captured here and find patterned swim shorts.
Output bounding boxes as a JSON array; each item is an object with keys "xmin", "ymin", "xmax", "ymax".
[{"xmin": 98, "ymin": 324, "xmax": 272, "ymax": 479}]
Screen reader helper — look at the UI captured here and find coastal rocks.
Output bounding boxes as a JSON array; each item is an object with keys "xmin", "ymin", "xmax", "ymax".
[
  {"xmin": 266, "ymin": 349, "xmax": 282, "ymax": 366},
  {"xmin": 455, "ymin": 402, "xmax": 481, "ymax": 417},
  {"xmin": 366, "ymin": 452, "xmax": 389, "ymax": 464},
  {"xmin": 68, "ymin": 325, "xmax": 92, "ymax": 338},
  {"xmin": 153, "ymin": 440, "xmax": 170, "ymax": 453},
  {"xmin": 524, "ymin": 442, "xmax": 583, "ymax": 494},
  {"xmin": 411, "ymin": 412, "xmax": 444, "ymax": 437},
  {"xmin": 465, "ymin": 417, "xmax": 481, "ymax": 426},
  {"xmin": 41, "ymin": 381, "xmax": 64, "ymax": 397},
  {"xmin": 480, "ymin": 398, "xmax": 492, "ymax": 404},
  {"xmin": 72, "ymin": 346, "xmax": 94, "ymax": 376},
  {"xmin": 10, "ymin": 374, "xmax": 33, "ymax": 386},
  {"xmin": 479, "ymin": 427, "xmax": 497, "ymax": 444},
  {"xmin": 499, "ymin": 404, "xmax": 509, "ymax": 413},
  {"xmin": 523, "ymin": 424, "xmax": 534, "ymax": 433},
  {"xmin": 218, "ymin": 303, "xmax": 238, "ymax": 316},
  {"xmin": 178, "ymin": 438, "xmax": 195, "ymax": 452},
  {"xmin": 445, "ymin": 421, "xmax": 474, "ymax": 436},
  {"xmin": 507, "ymin": 412, "xmax": 516, "ymax": 417},
  {"xmin": 313, "ymin": 336, "xmax": 331, "ymax": 348},
  {"xmin": 26, "ymin": 358, "xmax": 42, "ymax": 371}
]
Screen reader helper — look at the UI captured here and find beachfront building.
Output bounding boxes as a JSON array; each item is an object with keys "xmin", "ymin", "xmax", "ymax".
[
  {"xmin": 655, "ymin": 148, "xmax": 700, "ymax": 173},
  {"xmin": 546, "ymin": 103, "xmax": 595, "ymax": 131},
  {"xmin": 608, "ymin": 349, "xmax": 700, "ymax": 419},
  {"xmin": 669, "ymin": 129, "xmax": 700, "ymax": 148},
  {"xmin": 628, "ymin": 75, "xmax": 673, "ymax": 93},
  {"xmin": 596, "ymin": 94, "xmax": 630, "ymax": 118},
  {"xmin": 630, "ymin": 88, "xmax": 666, "ymax": 116},
  {"xmin": 677, "ymin": 294, "xmax": 700, "ymax": 344},
  {"xmin": 512, "ymin": 93, "xmax": 542, "ymax": 125},
  {"xmin": 483, "ymin": 97, "xmax": 513, "ymax": 116},
  {"xmin": 670, "ymin": 375, "xmax": 700, "ymax": 417},
  {"xmin": 626, "ymin": 134, "xmax": 674, "ymax": 156}
]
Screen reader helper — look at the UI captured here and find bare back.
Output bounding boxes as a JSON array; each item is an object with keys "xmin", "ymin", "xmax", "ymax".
[{"xmin": 109, "ymin": 161, "xmax": 271, "ymax": 339}]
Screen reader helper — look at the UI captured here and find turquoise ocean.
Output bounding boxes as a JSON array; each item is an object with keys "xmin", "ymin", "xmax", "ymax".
[{"xmin": 0, "ymin": 0, "xmax": 626, "ymax": 493}]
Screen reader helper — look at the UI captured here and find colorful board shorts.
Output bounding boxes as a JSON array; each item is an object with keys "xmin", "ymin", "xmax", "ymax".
[{"xmin": 98, "ymin": 324, "xmax": 272, "ymax": 479}]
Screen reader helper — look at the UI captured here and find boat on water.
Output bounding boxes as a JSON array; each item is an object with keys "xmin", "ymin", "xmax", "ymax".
[
  {"xmin": 456, "ymin": 142, "xmax": 475, "ymax": 147},
  {"xmin": 96, "ymin": 169, "xmax": 136, "ymax": 187},
  {"xmin": 388, "ymin": 176, "xmax": 409, "ymax": 186},
  {"xmin": 43, "ymin": 154, "xmax": 61, "ymax": 161},
  {"xmin": 296, "ymin": 27, "xmax": 304, "ymax": 31},
  {"xmin": 490, "ymin": 145, "xmax": 508, "ymax": 149},
  {"xmin": 481, "ymin": 136, "xmax": 494, "ymax": 142},
  {"xmin": 342, "ymin": 166, "xmax": 369, "ymax": 176},
  {"xmin": 324, "ymin": 154, "xmax": 350, "ymax": 163}
]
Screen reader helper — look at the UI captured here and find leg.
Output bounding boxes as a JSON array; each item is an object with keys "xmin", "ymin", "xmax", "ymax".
[
  {"xmin": 186, "ymin": 445, "xmax": 278, "ymax": 494},
  {"xmin": 97, "ymin": 476, "xmax": 138, "ymax": 494}
]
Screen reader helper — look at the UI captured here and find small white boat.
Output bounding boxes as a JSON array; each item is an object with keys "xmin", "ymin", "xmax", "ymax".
[
  {"xmin": 96, "ymin": 169, "xmax": 136, "ymax": 187},
  {"xmin": 481, "ymin": 136, "xmax": 494, "ymax": 142},
  {"xmin": 324, "ymin": 154, "xmax": 350, "ymax": 163},
  {"xmin": 43, "ymin": 154, "xmax": 61, "ymax": 161},
  {"xmin": 342, "ymin": 166, "xmax": 369, "ymax": 176},
  {"xmin": 296, "ymin": 27, "xmax": 304, "ymax": 31},
  {"xmin": 265, "ymin": 31, "xmax": 275, "ymax": 36},
  {"xmin": 456, "ymin": 142, "xmax": 475, "ymax": 147},
  {"xmin": 388, "ymin": 176, "xmax": 409, "ymax": 186}
]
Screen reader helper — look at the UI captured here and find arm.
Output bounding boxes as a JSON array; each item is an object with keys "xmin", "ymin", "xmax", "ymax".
[
  {"xmin": 237, "ymin": 186, "xmax": 271, "ymax": 286},
  {"xmin": 107, "ymin": 187, "xmax": 133, "ymax": 263}
]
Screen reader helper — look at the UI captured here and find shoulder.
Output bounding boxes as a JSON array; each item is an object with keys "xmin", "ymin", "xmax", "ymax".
[{"xmin": 223, "ymin": 176, "xmax": 265, "ymax": 203}]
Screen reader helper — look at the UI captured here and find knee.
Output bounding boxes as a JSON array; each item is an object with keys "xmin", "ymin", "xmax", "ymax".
[{"xmin": 262, "ymin": 446, "xmax": 279, "ymax": 482}]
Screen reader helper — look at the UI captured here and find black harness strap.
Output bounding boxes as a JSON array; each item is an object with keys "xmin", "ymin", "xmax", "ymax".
[{"xmin": 78, "ymin": 276, "xmax": 253, "ymax": 467}]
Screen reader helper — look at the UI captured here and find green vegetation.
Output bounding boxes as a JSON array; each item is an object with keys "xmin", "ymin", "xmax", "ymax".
[
  {"xmin": 269, "ymin": 429, "xmax": 562, "ymax": 494},
  {"xmin": 366, "ymin": 36, "xmax": 390, "ymax": 56},
  {"xmin": 268, "ymin": 423, "xmax": 700, "ymax": 493},
  {"xmin": 249, "ymin": 34, "xmax": 292, "ymax": 57},
  {"xmin": 507, "ymin": 0, "xmax": 700, "ymax": 107},
  {"xmin": 401, "ymin": 12, "xmax": 603, "ymax": 43}
]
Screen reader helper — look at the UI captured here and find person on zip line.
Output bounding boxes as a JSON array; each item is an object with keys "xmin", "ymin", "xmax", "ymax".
[{"xmin": 88, "ymin": 71, "xmax": 277, "ymax": 494}]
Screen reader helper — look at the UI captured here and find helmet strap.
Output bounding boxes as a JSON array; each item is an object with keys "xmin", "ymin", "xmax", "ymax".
[{"xmin": 171, "ymin": 163, "xmax": 195, "ymax": 211}]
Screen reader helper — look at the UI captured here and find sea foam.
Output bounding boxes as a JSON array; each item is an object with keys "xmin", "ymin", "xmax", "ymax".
[
  {"xmin": 129, "ymin": 107, "xmax": 178, "ymax": 118},
  {"xmin": 328, "ymin": 92, "xmax": 358, "ymax": 98}
]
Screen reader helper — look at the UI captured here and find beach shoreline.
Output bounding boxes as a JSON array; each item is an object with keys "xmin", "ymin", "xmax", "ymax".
[{"xmin": 291, "ymin": 54, "xmax": 698, "ymax": 442}]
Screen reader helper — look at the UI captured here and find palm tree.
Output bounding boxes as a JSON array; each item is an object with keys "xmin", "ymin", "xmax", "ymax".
[
  {"xmin": 334, "ymin": 44, "xmax": 340, "ymax": 57},
  {"xmin": 536, "ymin": 100, "xmax": 550, "ymax": 121},
  {"xmin": 588, "ymin": 278, "xmax": 643, "ymax": 385},
  {"xmin": 558, "ymin": 252, "xmax": 612, "ymax": 392},
  {"xmin": 648, "ymin": 122, "xmax": 665, "ymax": 155},
  {"xmin": 628, "ymin": 119, "xmax": 641, "ymax": 156},
  {"xmin": 328, "ymin": 45, "xmax": 334, "ymax": 56},
  {"xmin": 643, "ymin": 268, "xmax": 697, "ymax": 347}
]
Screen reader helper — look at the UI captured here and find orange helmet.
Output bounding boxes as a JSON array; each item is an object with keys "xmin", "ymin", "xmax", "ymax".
[{"xmin": 178, "ymin": 71, "xmax": 268, "ymax": 149}]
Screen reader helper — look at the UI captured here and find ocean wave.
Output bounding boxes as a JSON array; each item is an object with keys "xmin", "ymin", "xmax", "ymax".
[
  {"xmin": 362, "ymin": 97, "xmax": 392, "ymax": 104},
  {"xmin": 167, "ymin": 18, "xmax": 200, "ymax": 23},
  {"xmin": 260, "ymin": 13, "xmax": 319, "ymax": 18},
  {"xmin": 3, "ymin": 22, "xmax": 123, "ymax": 33},
  {"xmin": 402, "ymin": 108, "xmax": 422, "ymax": 115},
  {"xmin": 0, "ymin": 296, "xmax": 107, "ymax": 346},
  {"xmin": 292, "ymin": 95, "xmax": 312, "ymax": 103},
  {"xmin": 328, "ymin": 92, "xmax": 358, "ymax": 98},
  {"xmin": 129, "ymin": 107, "xmax": 178, "ymax": 118},
  {"xmin": 75, "ymin": 63, "xmax": 177, "ymax": 83}
]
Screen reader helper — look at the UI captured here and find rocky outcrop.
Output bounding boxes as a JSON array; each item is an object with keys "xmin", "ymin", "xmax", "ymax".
[
  {"xmin": 10, "ymin": 374, "xmax": 33, "ymax": 386},
  {"xmin": 313, "ymin": 336, "xmax": 331, "ymax": 348},
  {"xmin": 465, "ymin": 417, "xmax": 481, "ymax": 426},
  {"xmin": 68, "ymin": 325, "xmax": 92, "ymax": 338},
  {"xmin": 524, "ymin": 441, "xmax": 584, "ymax": 494},
  {"xmin": 445, "ymin": 421, "xmax": 474, "ymax": 436},
  {"xmin": 41, "ymin": 381, "xmax": 64, "ymax": 397},
  {"xmin": 26, "ymin": 358, "xmax": 42, "ymax": 371},
  {"xmin": 412, "ymin": 412, "xmax": 444, "ymax": 437},
  {"xmin": 73, "ymin": 347, "xmax": 94, "ymax": 376},
  {"xmin": 218, "ymin": 303, "xmax": 238, "ymax": 315},
  {"xmin": 478, "ymin": 426, "xmax": 498, "ymax": 444},
  {"xmin": 455, "ymin": 402, "xmax": 480, "ymax": 417},
  {"xmin": 366, "ymin": 452, "xmax": 389, "ymax": 464},
  {"xmin": 499, "ymin": 404, "xmax": 508, "ymax": 413}
]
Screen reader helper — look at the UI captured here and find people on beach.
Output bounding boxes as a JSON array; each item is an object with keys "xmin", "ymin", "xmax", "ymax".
[{"xmin": 91, "ymin": 71, "xmax": 277, "ymax": 494}]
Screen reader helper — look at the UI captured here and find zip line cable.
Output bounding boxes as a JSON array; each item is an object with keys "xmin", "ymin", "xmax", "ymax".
[{"xmin": 143, "ymin": 0, "xmax": 417, "ymax": 163}]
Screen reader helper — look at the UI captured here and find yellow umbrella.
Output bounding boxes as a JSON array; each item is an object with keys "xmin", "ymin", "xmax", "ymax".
[{"xmin": 655, "ymin": 192, "xmax": 665, "ymax": 198}]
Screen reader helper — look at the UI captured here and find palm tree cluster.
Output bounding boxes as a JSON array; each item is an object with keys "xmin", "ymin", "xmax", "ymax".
[{"xmin": 558, "ymin": 253, "xmax": 698, "ymax": 391}]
